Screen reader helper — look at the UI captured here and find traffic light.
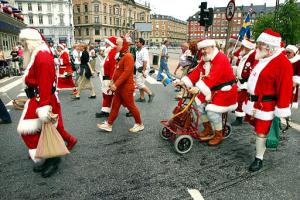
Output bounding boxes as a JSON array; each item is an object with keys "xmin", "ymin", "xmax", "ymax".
[{"xmin": 198, "ymin": 2, "xmax": 213, "ymax": 27}]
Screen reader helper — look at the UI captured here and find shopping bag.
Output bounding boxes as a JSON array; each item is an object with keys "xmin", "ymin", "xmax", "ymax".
[
  {"xmin": 35, "ymin": 123, "xmax": 70, "ymax": 159},
  {"xmin": 266, "ymin": 117, "xmax": 280, "ymax": 149}
]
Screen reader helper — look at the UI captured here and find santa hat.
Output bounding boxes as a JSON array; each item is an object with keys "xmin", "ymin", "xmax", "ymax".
[
  {"xmin": 286, "ymin": 45, "xmax": 298, "ymax": 54},
  {"xmin": 57, "ymin": 43, "xmax": 65, "ymax": 49},
  {"xmin": 257, "ymin": 29, "xmax": 281, "ymax": 47},
  {"xmin": 197, "ymin": 39, "xmax": 216, "ymax": 49},
  {"xmin": 105, "ymin": 36, "xmax": 117, "ymax": 47},
  {"xmin": 242, "ymin": 39, "xmax": 256, "ymax": 50},
  {"xmin": 19, "ymin": 28, "xmax": 43, "ymax": 41}
]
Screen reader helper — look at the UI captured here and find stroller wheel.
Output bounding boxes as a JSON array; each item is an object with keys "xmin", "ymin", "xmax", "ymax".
[
  {"xmin": 223, "ymin": 122, "xmax": 232, "ymax": 139},
  {"xmin": 160, "ymin": 127, "xmax": 173, "ymax": 140},
  {"xmin": 174, "ymin": 135, "xmax": 193, "ymax": 154}
]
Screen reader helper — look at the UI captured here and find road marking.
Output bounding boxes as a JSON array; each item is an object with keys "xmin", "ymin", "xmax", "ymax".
[
  {"xmin": 0, "ymin": 77, "xmax": 15, "ymax": 84},
  {"xmin": 5, "ymin": 100, "xmax": 13, "ymax": 106},
  {"xmin": 0, "ymin": 78, "xmax": 22, "ymax": 93},
  {"xmin": 188, "ymin": 189, "xmax": 205, "ymax": 200},
  {"xmin": 17, "ymin": 92, "xmax": 26, "ymax": 98},
  {"xmin": 282, "ymin": 119, "xmax": 300, "ymax": 131},
  {"xmin": 146, "ymin": 75, "xmax": 162, "ymax": 85}
]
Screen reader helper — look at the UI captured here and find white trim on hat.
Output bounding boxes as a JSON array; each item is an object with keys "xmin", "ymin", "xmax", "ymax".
[
  {"xmin": 257, "ymin": 32, "xmax": 281, "ymax": 47},
  {"xmin": 242, "ymin": 40, "xmax": 256, "ymax": 50},
  {"xmin": 57, "ymin": 44, "xmax": 64, "ymax": 49},
  {"xmin": 19, "ymin": 28, "xmax": 43, "ymax": 40},
  {"xmin": 197, "ymin": 39, "xmax": 216, "ymax": 49},
  {"xmin": 286, "ymin": 45, "xmax": 298, "ymax": 54},
  {"xmin": 104, "ymin": 38, "xmax": 116, "ymax": 47}
]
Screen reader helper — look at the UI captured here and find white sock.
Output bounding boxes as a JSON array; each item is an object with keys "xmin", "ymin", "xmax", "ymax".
[{"xmin": 255, "ymin": 136, "xmax": 267, "ymax": 160}]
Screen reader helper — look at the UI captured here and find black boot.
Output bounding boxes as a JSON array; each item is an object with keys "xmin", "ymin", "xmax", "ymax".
[
  {"xmin": 33, "ymin": 160, "xmax": 49, "ymax": 173},
  {"xmin": 126, "ymin": 112, "xmax": 133, "ymax": 117},
  {"xmin": 249, "ymin": 158, "xmax": 263, "ymax": 172},
  {"xmin": 95, "ymin": 111, "xmax": 109, "ymax": 118},
  {"xmin": 41, "ymin": 157, "xmax": 61, "ymax": 178},
  {"xmin": 231, "ymin": 117, "xmax": 243, "ymax": 126}
]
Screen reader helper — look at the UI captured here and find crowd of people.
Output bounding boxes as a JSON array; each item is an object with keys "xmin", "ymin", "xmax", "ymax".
[{"xmin": 1, "ymin": 26, "xmax": 299, "ymax": 178}]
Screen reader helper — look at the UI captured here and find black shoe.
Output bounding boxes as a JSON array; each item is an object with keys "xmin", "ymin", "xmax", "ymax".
[
  {"xmin": 148, "ymin": 93, "xmax": 155, "ymax": 103},
  {"xmin": 95, "ymin": 111, "xmax": 109, "ymax": 118},
  {"xmin": 249, "ymin": 158, "xmax": 263, "ymax": 172},
  {"xmin": 0, "ymin": 119, "xmax": 12, "ymax": 124},
  {"xmin": 231, "ymin": 117, "xmax": 243, "ymax": 126},
  {"xmin": 41, "ymin": 157, "xmax": 61, "ymax": 178},
  {"xmin": 33, "ymin": 161, "xmax": 49, "ymax": 173},
  {"xmin": 136, "ymin": 98, "xmax": 146, "ymax": 102},
  {"xmin": 126, "ymin": 112, "xmax": 133, "ymax": 117},
  {"xmin": 71, "ymin": 96, "xmax": 80, "ymax": 100},
  {"xmin": 88, "ymin": 95, "xmax": 96, "ymax": 99}
]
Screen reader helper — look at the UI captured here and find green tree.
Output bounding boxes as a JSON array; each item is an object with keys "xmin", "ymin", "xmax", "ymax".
[{"xmin": 252, "ymin": 0, "xmax": 300, "ymax": 44}]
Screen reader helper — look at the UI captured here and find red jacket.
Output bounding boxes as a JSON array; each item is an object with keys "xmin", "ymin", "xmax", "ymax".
[{"xmin": 104, "ymin": 47, "xmax": 117, "ymax": 79}]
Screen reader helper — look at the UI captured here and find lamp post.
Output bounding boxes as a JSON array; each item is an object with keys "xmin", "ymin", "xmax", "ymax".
[{"xmin": 68, "ymin": 0, "xmax": 73, "ymax": 47}]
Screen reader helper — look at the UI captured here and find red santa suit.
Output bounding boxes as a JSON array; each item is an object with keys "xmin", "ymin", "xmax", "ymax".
[
  {"xmin": 17, "ymin": 30, "xmax": 76, "ymax": 162},
  {"xmin": 57, "ymin": 44, "xmax": 75, "ymax": 90},
  {"xmin": 231, "ymin": 48, "xmax": 242, "ymax": 66},
  {"xmin": 234, "ymin": 40, "xmax": 256, "ymax": 117},
  {"xmin": 101, "ymin": 37, "xmax": 118, "ymax": 113},
  {"xmin": 286, "ymin": 45, "xmax": 300, "ymax": 109},
  {"xmin": 182, "ymin": 40, "xmax": 238, "ymax": 113},
  {"xmin": 245, "ymin": 48, "xmax": 293, "ymax": 134}
]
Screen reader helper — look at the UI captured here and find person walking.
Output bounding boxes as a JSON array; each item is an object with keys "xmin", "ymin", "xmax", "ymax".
[
  {"xmin": 0, "ymin": 98, "xmax": 12, "ymax": 124},
  {"xmin": 157, "ymin": 40, "xmax": 173, "ymax": 81},
  {"xmin": 97, "ymin": 37, "xmax": 144, "ymax": 133},
  {"xmin": 10, "ymin": 46, "xmax": 20, "ymax": 75}
]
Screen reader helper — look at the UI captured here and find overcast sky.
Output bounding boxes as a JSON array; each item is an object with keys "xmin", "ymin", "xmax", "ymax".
[{"xmin": 140, "ymin": 0, "xmax": 299, "ymax": 21}]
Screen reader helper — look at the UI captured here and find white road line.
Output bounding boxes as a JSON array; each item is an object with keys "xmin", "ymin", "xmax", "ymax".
[
  {"xmin": 188, "ymin": 189, "xmax": 205, "ymax": 200},
  {"xmin": 5, "ymin": 100, "xmax": 13, "ymax": 106},
  {"xmin": 282, "ymin": 119, "xmax": 300, "ymax": 131},
  {"xmin": 0, "ymin": 78, "xmax": 22, "ymax": 93},
  {"xmin": 0, "ymin": 77, "xmax": 15, "ymax": 84},
  {"xmin": 146, "ymin": 75, "xmax": 162, "ymax": 85},
  {"xmin": 17, "ymin": 92, "xmax": 26, "ymax": 98}
]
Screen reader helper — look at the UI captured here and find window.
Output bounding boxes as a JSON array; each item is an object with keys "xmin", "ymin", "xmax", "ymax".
[
  {"xmin": 94, "ymin": 16, "xmax": 99, "ymax": 23},
  {"xmin": 40, "ymin": 29, "xmax": 44, "ymax": 34},
  {"xmin": 47, "ymin": 3, "xmax": 51, "ymax": 11},
  {"xmin": 28, "ymin": 3, "xmax": 32, "ymax": 11},
  {"xmin": 18, "ymin": 3, "xmax": 22, "ymax": 11},
  {"xmin": 59, "ymin": 3, "xmax": 63, "ymax": 12},
  {"xmin": 115, "ymin": 7, "xmax": 119, "ymax": 15},
  {"xmin": 38, "ymin": 3, "xmax": 42, "ymax": 11},
  {"xmin": 109, "ymin": 6, "xmax": 112, "ymax": 14},
  {"xmin": 86, "ymin": 28, "xmax": 89, "ymax": 36},
  {"xmin": 94, "ymin": 4, "xmax": 99, "ymax": 12},
  {"xmin": 29, "ymin": 15, "xmax": 33, "ymax": 24},
  {"xmin": 76, "ymin": 5, "xmax": 80, "ymax": 13},
  {"xmin": 39, "ymin": 15, "xmax": 43, "ymax": 24},
  {"xmin": 110, "ymin": 29, "xmax": 112, "ymax": 36},
  {"xmin": 104, "ymin": 28, "xmax": 107, "ymax": 36},
  {"xmin": 115, "ymin": 29, "xmax": 117, "ymax": 36},
  {"xmin": 48, "ymin": 16, "xmax": 52, "ymax": 25},
  {"xmin": 116, "ymin": 18, "xmax": 119, "ymax": 26},
  {"xmin": 84, "ymin": 4, "xmax": 88, "ymax": 12},
  {"xmin": 104, "ymin": 16, "xmax": 107, "ymax": 24},
  {"xmin": 85, "ymin": 16, "xmax": 88, "ymax": 24},
  {"xmin": 103, "ymin": 4, "xmax": 107, "ymax": 13},
  {"xmin": 60, "ymin": 15, "xmax": 64, "ymax": 25},
  {"xmin": 77, "ymin": 16, "xmax": 80, "ymax": 24},
  {"xmin": 95, "ymin": 29, "xmax": 100, "ymax": 35},
  {"xmin": 78, "ymin": 29, "xmax": 81, "ymax": 36},
  {"xmin": 109, "ymin": 17, "xmax": 112, "ymax": 25}
]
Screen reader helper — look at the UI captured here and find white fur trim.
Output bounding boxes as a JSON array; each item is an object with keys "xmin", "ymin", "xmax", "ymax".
[
  {"xmin": 292, "ymin": 102, "xmax": 298, "ymax": 109},
  {"xmin": 232, "ymin": 65, "xmax": 238, "ymax": 76},
  {"xmin": 242, "ymin": 40, "xmax": 256, "ymax": 50},
  {"xmin": 29, "ymin": 149, "xmax": 45, "ymax": 163},
  {"xmin": 114, "ymin": 52, "xmax": 120, "ymax": 60},
  {"xmin": 105, "ymin": 38, "xmax": 116, "ymax": 47},
  {"xmin": 248, "ymin": 49, "xmax": 283, "ymax": 95},
  {"xmin": 221, "ymin": 85, "xmax": 232, "ymax": 91},
  {"xmin": 286, "ymin": 45, "xmax": 298, "ymax": 54},
  {"xmin": 235, "ymin": 110, "xmax": 246, "ymax": 117},
  {"xmin": 237, "ymin": 81, "xmax": 248, "ymax": 90},
  {"xmin": 19, "ymin": 28, "xmax": 42, "ymax": 40},
  {"xmin": 195, "ymin": 80, "xmax": 211, "ymax": 101},
  {"xmin": 244, "ymin": 101, "xmax": 274, "ymax": 120},
  {"xmin": 197, "ymin": 39, "xmax": 216, "ymax": 49},
  {"xmin": 101, "ymin": 107, "xmax": 111, "ymax": 113},
  {"xmin": 257, "ymin": 32, "xmax": 281, "ymax": 47},
  {"xmin": 17, "ymin": 100, "xmax": 42, "ymax": 134},
  {"xmin": 293, "ymin": 76, "xmax": 300, "ymax": 84},
  {"xmin": 274, "ymin": 106, "xmax": 291, "ymax": 118},
  {"xmin": 181, "ymin": 76, "xmax": 193, "ymax": 88},
  {"xmin": 237, "ymin": 50, "xmax": 254, "ymax": 79},
  {"xmin": 36, "ymin": 105, "xmax": 51, "ymax": 122},
  {"xmin": 290, "ymin": 54, "xmax": 300, "ymax": 64},
  {"xmin": 195, "ymin": 97, "xmax": 202, "ymax": 106},
  {"xmin": 206, "ymin": 103, "xmax": 238, "ymax": 113}
]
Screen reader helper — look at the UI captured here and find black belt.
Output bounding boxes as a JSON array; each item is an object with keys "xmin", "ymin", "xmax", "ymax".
[
  {"xmin": 25, "ymin": 86, "xmax": 56, "ymax": 99},
  {"xmin": 249, "ymin": 94, "xmax": 277, "ymax": 102},
  {"xmin": 103, "ymin": 76, "xmax": 110, "ymax": 80},
  {"xmin": 211, "ymin": 80, "xmax": 236, "ymax": 91},
  {"xmin": 239, "ymin": 78, "xmax": 248, "ymax": 84}
]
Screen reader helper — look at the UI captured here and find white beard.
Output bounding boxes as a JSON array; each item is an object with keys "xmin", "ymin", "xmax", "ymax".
[
  {"xmin": 22, "ymin": 48, "xmax": 32, "ymax": 70},
  {"xmin": 255, "ymin": 49, "xmax": 268, "ymax": 60},
  {"xmin": 239, "ymin": 50, "xmax": 246, "ymax": 57},
  {"xmin": 203, "ymin": 50, "xmax": 214, "ymax": 62}
]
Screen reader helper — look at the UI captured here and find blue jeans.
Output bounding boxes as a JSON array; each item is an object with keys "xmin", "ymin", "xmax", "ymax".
[
  {"xmin": 157, "ymin": 59, "xmax": 172, "ymax": 81},
  {"xmin": 0, "ymin": 99, "xmax": 11, "ymax": 122}
]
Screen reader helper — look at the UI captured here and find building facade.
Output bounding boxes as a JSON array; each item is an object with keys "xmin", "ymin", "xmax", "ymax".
[
  {"xmin": 15, "ymin": 0, "xmax": 74, "ymax": 47},
  {"xmin": 187, "ymin": 3, "xmax": 274, "ymax": 42},
  {"xmin": 150, "ymin": 14, "xmax": 187, "ymax": 46},
  {"xmin": 72, "ymin": 0, "xmax": 151, "ymax": 44},
  {"xmin": 0, "ymin": 0, "xmax": 26, "ymax": 56}
]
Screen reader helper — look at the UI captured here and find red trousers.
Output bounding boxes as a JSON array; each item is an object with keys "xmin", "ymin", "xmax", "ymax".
[
  {"xmin": 244, "ymin": 115, "xmax": 272, "ymax": 135},
  {"xmin": 235, "ymin": 89, "xmax": 248, "ymax": 117},
  {"xmin": 108, "ymin": 89, "xmax": 142, "ymax": 125},
  {"xmin": 101, "ymin": 93, "xmax": 113, "ymax": 113}
]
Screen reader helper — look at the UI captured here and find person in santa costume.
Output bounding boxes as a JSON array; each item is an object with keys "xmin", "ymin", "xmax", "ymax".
[
  {"xmin": 56, "ymin": 44, "xmax": 76, "ymax": 91},
  {"xmin": 231, "ymin": 39, "xmax": 256, "ymax": 126},
  {"xmin": 226, "ymin": 36, "xmax": 241, "ymax": 66},
  {"xmin": 97, "ymin": 37, "xmax": 144, "ymax": 133},
  {"xmin": 17, "ymin": 28, "xmax": 77, "ymax": 178},
  {"xmin": 176, "ymin": 39, "xmax": 238, "ymax": 146},
  {"xmin": 286, "ymin": 45, "xmax": 300, "ymax": 109},
  {"xmin": 95, "ymin": 36, "xmax": 118, "ymax": 118},
  {"xmin": 244, "ymin": 29, "xmax": 293, "ymax": 172}
]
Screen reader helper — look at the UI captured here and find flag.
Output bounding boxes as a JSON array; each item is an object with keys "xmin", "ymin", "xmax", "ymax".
[{"xmin": 238, "ymin": 13, "xmax": 251, "ymax": 41}]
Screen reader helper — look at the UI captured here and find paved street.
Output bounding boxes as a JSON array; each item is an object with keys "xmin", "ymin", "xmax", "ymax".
[{"xmin": 0, "ymin": 54, "xmax": 300, "ymax": 200}]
